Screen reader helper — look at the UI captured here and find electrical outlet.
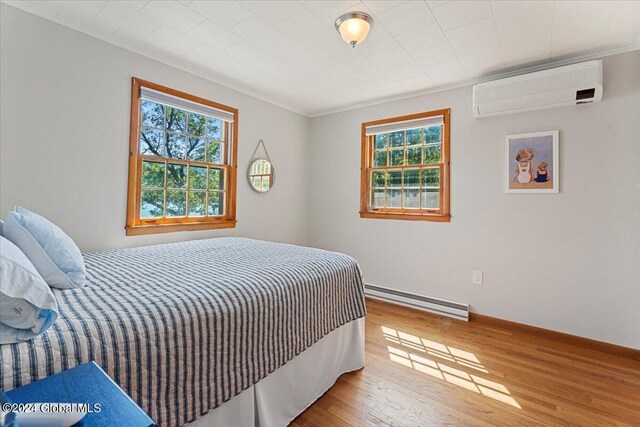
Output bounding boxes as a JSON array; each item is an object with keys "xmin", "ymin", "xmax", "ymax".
[{"xmin": 472, "ymin": 270, "xmax": 483, "ymax": 285}]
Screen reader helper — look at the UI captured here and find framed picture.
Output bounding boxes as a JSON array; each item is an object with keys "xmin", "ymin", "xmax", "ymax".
[{"xmin": 505, "ymin": 130, "xmax": 559, "ymax": 193}]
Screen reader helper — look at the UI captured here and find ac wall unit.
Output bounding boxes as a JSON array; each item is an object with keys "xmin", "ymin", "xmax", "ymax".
[{"xmin": 473, "ymin": 60, "xmax": 603, "ymax": 118}]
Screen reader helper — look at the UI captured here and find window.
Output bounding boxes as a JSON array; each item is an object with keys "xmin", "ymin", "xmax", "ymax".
[
  {"xmin": 126, "ymin": 78, "xmax": 238, "ymax": 235},
  {"xmin": 248, "ymin": 159, "xmax": 273, "ymax": 193},
  {"xmin": 360, "ymin": 109, "xmax": 450, "ymax": 222}
]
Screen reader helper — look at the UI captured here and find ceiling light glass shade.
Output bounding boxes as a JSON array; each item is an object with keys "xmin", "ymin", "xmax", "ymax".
[{"xmin": 335, "ymin": 12, "xmax": 373, "ymax": 48}]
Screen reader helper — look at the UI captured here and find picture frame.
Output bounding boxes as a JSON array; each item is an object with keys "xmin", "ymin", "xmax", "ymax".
[{"xmin": 505, "ymin": 130, "xmax": 559, "ymax": 193}]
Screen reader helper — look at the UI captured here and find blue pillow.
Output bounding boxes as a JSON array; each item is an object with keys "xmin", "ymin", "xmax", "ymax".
[
  {"xmin": 3, "ymin": 207, "xmax": 86, "ymax": 289},
  {"xmin": 0, "ymin": 236, "xmax": 59, "ymax": 344}
]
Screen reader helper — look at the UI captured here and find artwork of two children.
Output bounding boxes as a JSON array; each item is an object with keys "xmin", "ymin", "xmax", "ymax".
[
  {"xmin": 506, "ymin": 131, "xmax": 558, "ymax": 193},
  {"xmin": 513, "ymin": 149, "xmax": 550, "ymax": 184}
]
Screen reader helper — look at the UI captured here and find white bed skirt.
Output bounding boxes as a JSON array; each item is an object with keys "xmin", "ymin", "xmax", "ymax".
[{"xmin": 187, "ymin": 318, "xmax": 365, "ymax": 427}]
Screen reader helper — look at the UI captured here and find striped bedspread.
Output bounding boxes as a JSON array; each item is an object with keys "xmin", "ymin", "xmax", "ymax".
[{"xmin": 0, "ymin": 237, "xmax": 366, "ymax": 426}]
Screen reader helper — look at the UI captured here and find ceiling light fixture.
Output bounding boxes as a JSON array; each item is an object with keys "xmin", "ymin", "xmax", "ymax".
[{"xmin": 335, "ymin": 12, "xmax": 373, "ymax": 48}]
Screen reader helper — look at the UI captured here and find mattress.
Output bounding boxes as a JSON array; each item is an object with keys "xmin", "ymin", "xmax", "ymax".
[{"xmin": 0, "ymin": 237, "xmax": 367, "ymax": 426}]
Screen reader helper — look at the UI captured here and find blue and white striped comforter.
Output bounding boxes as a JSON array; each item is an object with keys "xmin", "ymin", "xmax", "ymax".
[{"xmin": 0, "ymin": 237, "xmax": 366, "ymax": 426}]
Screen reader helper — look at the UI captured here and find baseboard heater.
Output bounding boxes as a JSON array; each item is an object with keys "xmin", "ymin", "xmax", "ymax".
[{"xmin": 364, "ymin": 284, "xmax": 469, "ymax": 321}]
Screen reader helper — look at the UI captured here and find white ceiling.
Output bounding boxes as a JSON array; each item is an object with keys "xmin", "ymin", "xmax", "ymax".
[{"xmin": 4, "ymin": 0, "xmax": 640, "ymax": 116}]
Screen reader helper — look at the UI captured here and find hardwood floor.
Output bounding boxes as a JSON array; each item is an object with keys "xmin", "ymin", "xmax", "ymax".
[{"xmin": 292, "ymin": 298, "xmax": 640, "ymax": 426}]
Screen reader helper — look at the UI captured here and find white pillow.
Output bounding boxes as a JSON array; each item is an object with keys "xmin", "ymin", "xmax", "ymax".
[
  {"xmin": 3, "ymin": 207, "xmax": 86, "ymax": 289},
  {"xmin": 0, "ymin": 236, "xmax": 59, "ymax": 344}
]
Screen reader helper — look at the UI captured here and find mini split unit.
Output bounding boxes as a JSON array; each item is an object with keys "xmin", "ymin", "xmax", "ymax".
[{"xmin": 473, "ymin": 60, "xmax": 603, "ymax": 118}]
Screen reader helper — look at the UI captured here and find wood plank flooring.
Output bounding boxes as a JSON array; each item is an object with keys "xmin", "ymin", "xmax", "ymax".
[{"xmin": 291, "ymin": 298, "xmax": 640, "ymax": 426}]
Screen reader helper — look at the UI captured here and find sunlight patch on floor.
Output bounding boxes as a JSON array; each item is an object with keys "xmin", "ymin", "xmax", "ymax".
[{"xmin": 382, "ymin": 326, "xmax": 521, "ymax": 409}]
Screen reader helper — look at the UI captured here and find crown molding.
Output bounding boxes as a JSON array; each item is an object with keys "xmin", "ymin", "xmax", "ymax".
[
  {"xmin": 113, "ymin": 47, "xmax": 312, "ymax": 118},
  {"xmin": 309, "ymin": 45, "xmax": 640, "ymax": 118},
  {"xmin": 0, "ymin": 2, "xmax": 313, "ymax": 118},
  {"xmin": 4, "ymin": 2, "xmax": 639, "ymax": 120}
]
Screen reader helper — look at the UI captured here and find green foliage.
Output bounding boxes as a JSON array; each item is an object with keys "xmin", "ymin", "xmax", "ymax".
[
  {"xmin": 206, "ymin": 118, "xmax": 222, "ymax": 139},
  {"xmin": 369, "ymin": 125, "xmax": 445, "ymax": 210},
  {"xmin": 424, "ymin": 145, "xmax": 440, "ymax": 164},
  {"xmin": 406, "ymin": 128, "xmax": 421, "ymax": 146},
  {"xmin": 374, "ymin": 150, "xmax": 387, "ymax": 167},
  {"xmin": 209, "ymin": 168, "xmax": 223, "ymax": 190},
  {"xmin": 406, "ymin": 147, "xmax": 421, "ymax": 165},
  {"xmin": 372, "ymin": 171, "xmax": 385, "ymax": 187},
  {"xmin": 141, "ymin": 190, "xmax": 163, "ymax": 218},
  {"xmin": 390, "ymin": 149, "xmax": 404, "ymax": 166},
  {"xmin": 375, "ymin": 134, "xmax": 387, "ymax": 150},
  {"xmin": 388, "ymin": 170, "xmax": 402, "ymax": 187},
  {"xmin": 166, "ymin": 133, "xmax": 186, "ymax": 158},
  {"xmin": 189, "ymin": 166, "xmax": 207, "ymax": 189},
  {"xmin": 165, "ymin": 107, "xmax": 186, "ymax": 133},
  {"xmin": 142, "ymin": 161, "xmax": 165, "ymax": 188},
  {"xmin": 424, "ymin": 125, "xmax": 441, "ymax": 143},
  {"xmin": 167, "ymin": 190, "xmax": 187, "ymax": 216},
  {"xmin": 373, "ymin": 126, "xmax": 441, "ymax": 168},
  {"xmin": 167, "ymin": 164, "xmax": 187, "ymax": 188},
  {"xmin": 188, "ymin": 113, "xmax": 207, "ymax": 137},
  {"xmin": 421, "ymin": 168, "xmax": 440, "ymax": 187},
  {"xmin": 140, "ymin": 129, "xmax": 164, "ymax": 156},
  {"xmin": 188, "ymin": 191, "xmax": 206, "ymax": 216},
  {"xmin": 404, "ymin": 169, "xmax": 420, "ymax": 187},
  {"xmin": 140, "ymin": 163, "xmax": 227, "ymax": 218},
  {"xmin": 187, "ymin": 137, "xmax": 205, "ymax": 161},
  {"xmin": 390, "ymin": 131, "xmax": 403, "ymax": 148},
  {"xmin": 141, "ymin": 101, "xmax": 164, "ymax": 129},
  {"xmin": 208, "ymin": 191, "xmax": 223, "ymax": 216},
  {"xmin": 206, "ymin": 140, "xmax": 222, "ymax": 163},
  {"xmin": 139, "ymin": 102, "xmax": 224, "ymax": 218}
]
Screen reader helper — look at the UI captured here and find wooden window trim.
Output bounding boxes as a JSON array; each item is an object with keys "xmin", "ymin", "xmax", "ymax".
[
  {"xmin": 360, "ymin": 109, "xmax": 451, "ymax": 222},
  {"xmin": 126, "ymin": 77, "xmax": 238, "ymax": 235}
]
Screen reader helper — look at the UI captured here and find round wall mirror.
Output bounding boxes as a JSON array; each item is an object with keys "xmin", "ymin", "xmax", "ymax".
[{"xmin": 248, "ymin": 159, "xmax": 275, "ymax": 193}]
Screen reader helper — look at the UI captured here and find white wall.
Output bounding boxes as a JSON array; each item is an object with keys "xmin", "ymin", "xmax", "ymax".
[
  {"xmin": 2, "ymin": 5, "xmax": 639, "ymax": 349},
  {"xmin": 309, "ymin": 51, "xmax": 640, "ymax": 349},
  {"xmin": 0, "ymin": 5, "xmax": 311, "ymax": 251}
]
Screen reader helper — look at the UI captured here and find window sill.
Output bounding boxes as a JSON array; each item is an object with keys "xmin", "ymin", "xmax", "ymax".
[
  {"xmin": 126, "ymin": 220, "xmax": 237, "ymax": 236},
  {"xmin": 359, "ymin": 212, "xmax": 451, "ymax": 222}
]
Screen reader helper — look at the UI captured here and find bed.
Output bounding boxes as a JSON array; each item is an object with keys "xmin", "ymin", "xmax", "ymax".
[{"xmin": 0, "ymin": 237, "xmax": 367, "ymax": 426}]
